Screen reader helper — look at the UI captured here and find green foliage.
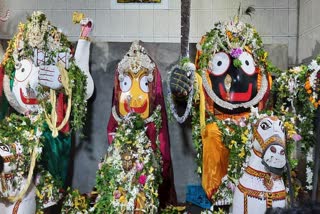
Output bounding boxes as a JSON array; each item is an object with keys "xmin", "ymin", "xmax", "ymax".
[
  {"xmin": 233, "ymin": 58, "xmax": 242, "ymax": 68},
  {"xmin": 68, "ymin": 61, "xmax": 88, "ymax": 131}
]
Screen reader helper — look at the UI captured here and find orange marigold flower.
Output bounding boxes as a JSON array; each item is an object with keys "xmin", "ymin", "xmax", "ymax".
[
  {"xmin": 226, "ymin": 31, "xmax": 232, "ymax": 39},
  {"xmin": 314, "ymin": 102, "xmax": 319, "ymax": 108},
  {"xmin": 305, "ymin": 81, "xmax": 310, "ymax": 89},
  {"xmin": 307, "ymin": 89, "xmax": 312, "ymax": 94}
]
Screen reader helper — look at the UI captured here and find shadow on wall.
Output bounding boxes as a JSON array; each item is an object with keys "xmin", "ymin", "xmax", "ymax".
[{"xmin": 301, "ymin": 41, "xmax": 320, "ymax": 65}]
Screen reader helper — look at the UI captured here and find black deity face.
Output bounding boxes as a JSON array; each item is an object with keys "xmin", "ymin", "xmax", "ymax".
[{"xmin": 208, "ymin": 51, "xmax": 258, "ymax": 114}]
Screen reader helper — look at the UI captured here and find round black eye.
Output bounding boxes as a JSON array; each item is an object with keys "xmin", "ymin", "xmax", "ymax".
[
  {"xmin": 245, "ymin": 60, "xmax": 249, "ymax": 66},
  {"xmin": 260, "ymin": 122, "xmax": 271, "ymax": 130},
  {"xmin": 21, "ymin": 68, "xmax": 25, "ymax": 72},
  {"xmin": 124, "ymin": 82, "xmax": 127, "ymax": 85},
  {"xmin": 209, "ymin": 52, "xmax": 231, "ymax": 76}
]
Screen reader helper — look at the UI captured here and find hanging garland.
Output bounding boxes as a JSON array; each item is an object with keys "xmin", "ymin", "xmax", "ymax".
[
  {"xmin": 167, "ymin": 59, "xmax": 195, "ymax": 123},
  {"xmin": 93, "ymin": 107, "xmax": 163, "ymax": 214},
  {"xmin": 272, "ymin": 56, "xmax": 320, "ymax": 191}
]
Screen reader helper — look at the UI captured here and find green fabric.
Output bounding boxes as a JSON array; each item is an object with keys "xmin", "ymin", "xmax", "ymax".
[
  {"xmin": 10, "ymin": 71, "xmax": 14, "ymax": 90},
  {"xmin": 0, "ymin": 95, "xmax": 9, "ymax": 120},
  {"xmin": 41, "ymin": 124, "xmax": 71, "ymax": 187}
]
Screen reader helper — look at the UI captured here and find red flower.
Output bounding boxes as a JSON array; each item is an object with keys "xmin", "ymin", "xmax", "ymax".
[{"xmin": 138, "ymin": 175, "xmax": 147, "ymax": 185}]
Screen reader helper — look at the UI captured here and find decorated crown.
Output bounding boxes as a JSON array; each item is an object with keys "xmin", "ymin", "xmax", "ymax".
[
  {"xmin": 197, "ymin": 10, "xmax": 269, "ymax": 74},
  {"xmin": 117, "ymin": 41, "xmax": 155, "ymax": 83}
]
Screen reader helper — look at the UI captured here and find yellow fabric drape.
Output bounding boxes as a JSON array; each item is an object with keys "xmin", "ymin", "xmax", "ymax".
[
  {"xmin": 201, "ymin": 122, "xmax": 229, "ymax": 198},
  {"xmin": 197, "ymin": 73, "xmax": 229, "ymax": 199},
  {"xmin": 196, "ymin": 73, "xmax": 206, "ymax": 130}
]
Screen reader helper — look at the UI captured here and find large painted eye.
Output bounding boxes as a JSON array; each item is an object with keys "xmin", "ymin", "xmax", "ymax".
[
  {"xmin": 120, "ymin": 75, "xmax": 132, "ymax": 92},
  {"xmin": 260, "ymin": 122, "xmax": 271, "ymax": 130},
  {"xmin": 0, "ymin": 144, "xmax": 10, "ymax": 153},
  {"xmin": 209, "ymin": 52, "xmax": 230, "ymax": 76},
  {"xmin": 140, "ymin": 76, "xmax": 149, "ymax": 93},
  {"xmin": 239, "ymin": 52, "xmax": 255, "ymax": 75},
  {"xmin": 14, "ymin": 59, "xmax": 33, "ymax": 82}
]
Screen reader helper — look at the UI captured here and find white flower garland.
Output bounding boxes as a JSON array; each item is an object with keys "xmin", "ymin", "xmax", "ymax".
[
  {"xmin": 112, "ymin": 105, "xmax": 161, "ymax": 124},
  {"xmin": 308, "ymin": 60, "xmax": 320, "ymax": 102},
  {"xmin": 306, "ymin": 147, "xmax": 314, "ymax": 190},
  {"xmin": 166, "ymin": 63, "xmax": 195, "ymax": 124}
]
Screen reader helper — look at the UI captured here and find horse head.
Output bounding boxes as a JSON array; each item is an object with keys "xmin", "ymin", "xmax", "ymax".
[
  {"xmin": 0, "ymin": 141, "xmax": 25, "ymax": 198},
  {"xmin": 252, "ymin": 116, "xmax": 286, "ymax": 175},
  {"xmin": 0, "ymin": 142, "xmax": 23, "ymax": 174}
]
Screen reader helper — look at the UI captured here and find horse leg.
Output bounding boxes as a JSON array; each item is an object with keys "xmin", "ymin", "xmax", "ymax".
[
  {"xmin": 232, "ymin": 187, "xmax": 244, "ymax": 214},
  {"xmin": 15, "ymin": 184, "xmax": 36, "ymax": 214}
]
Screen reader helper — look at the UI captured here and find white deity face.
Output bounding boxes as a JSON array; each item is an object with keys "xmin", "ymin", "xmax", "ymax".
[
  {"xmin": 12, "ymin": 59, "xmax": 40, "ymax": 114},
  {"xmin": 253, "ymin": 116, "xmax": 286, "ymax": 175}
]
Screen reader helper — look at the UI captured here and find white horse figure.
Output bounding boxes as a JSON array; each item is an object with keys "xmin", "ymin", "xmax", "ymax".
[
  {"xmin": 0, "ymin": 142, "xmax": 36, "ymax": 214},
  {"xmin": 232, "ymin": 116, "xmax": 287, "ymax": 214}
]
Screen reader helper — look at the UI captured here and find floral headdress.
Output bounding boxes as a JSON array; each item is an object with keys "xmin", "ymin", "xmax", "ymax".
[
  {"xmin": 196, "ymin": 19, "xmax": 268, "ymax": 73},
  {"xmin": 117, "ymin": 41, "xmax": 155, "ymax": 83}
]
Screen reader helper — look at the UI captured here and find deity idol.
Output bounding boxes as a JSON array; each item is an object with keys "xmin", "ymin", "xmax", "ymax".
[
  {"xmin": 94, "ymin": 41, "xmax": 176, "ymax": 213},
  {"xmin": 169, "ymin": 12, "xmax": 273, "ymax": 205},
  {"xmin": 0, "ymin": 11, "xmax": 93, "ymax": 212}
]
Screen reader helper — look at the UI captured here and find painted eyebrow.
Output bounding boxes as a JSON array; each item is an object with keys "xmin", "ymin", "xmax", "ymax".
[{"xmin": 265, "ymin": 119, "xmax": 272, "ymax": 125}]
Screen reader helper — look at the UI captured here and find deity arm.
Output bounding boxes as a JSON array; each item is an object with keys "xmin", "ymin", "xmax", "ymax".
[{"xmin": 74, "ymin": 18, "xmax": 94, "ymax": 100}]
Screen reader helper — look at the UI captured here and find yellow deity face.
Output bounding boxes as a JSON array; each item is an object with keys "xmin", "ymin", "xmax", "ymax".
[{"xmin": 118, "ymin": 69, "xmax": 150, "ymax": 119}]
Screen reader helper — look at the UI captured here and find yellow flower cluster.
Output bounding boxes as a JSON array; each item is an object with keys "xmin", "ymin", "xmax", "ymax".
[
  {"xmin": 74, "ymin": 195, "xmax": 87, "ymax": 210},
  {"xmin": 284, "ymin": 121, "xmax": 297, "ymax": 138},
  {"xmin": 238, "ymin": 147, "xmax": 246, "ymax": 158}
]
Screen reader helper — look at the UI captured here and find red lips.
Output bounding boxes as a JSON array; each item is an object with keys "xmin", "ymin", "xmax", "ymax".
[
  {"xmin": 20, "ymin": 88, "xmax": 38, "ymax": 105},
  {"xmin": 219, "ymin": 83, "xmax": 253, "ymax": 102},
  {"xmin": 124, "ymin": 99, "xmax": 147, "ymax": 114}
]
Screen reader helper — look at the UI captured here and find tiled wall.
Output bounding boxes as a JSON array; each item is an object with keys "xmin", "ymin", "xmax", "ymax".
[
  {"xmin": 0, "ymin": 0, "xmax": 298, "ymax": 64},
  {"xmin": 298, "ymin": 0, "xmax": 320, "ymax": 63}
]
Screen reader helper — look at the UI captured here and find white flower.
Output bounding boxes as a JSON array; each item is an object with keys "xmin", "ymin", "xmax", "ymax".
[
  {"xmin": 250, "ymin": 106, "xmax": 259, "ymax": 118},
  {"xmin": 308, "ymin": 60, "xmax": 320, "ymax": 72},
  {"xmin": 307, "ymin": 147, "xmax": 314, "ymax": 162},
  {"xmin": 36, "ymin": 146, "xmax": 42, "ymax": 154}
]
